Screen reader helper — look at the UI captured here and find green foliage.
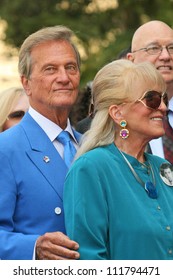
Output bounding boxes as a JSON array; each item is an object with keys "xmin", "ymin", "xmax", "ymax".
[{"xmin": 1, "ymin": 0, "xmax": 173, "ymax": 86}]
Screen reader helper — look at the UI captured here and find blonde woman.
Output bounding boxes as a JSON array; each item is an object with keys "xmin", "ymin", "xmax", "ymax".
[
  {"xmin": 0, "ymin": 87, "xmax": 29, "ymax": 132},
  {"xmin": 64, "ymin": 60, "xmax": 173, "ymax": 260}
]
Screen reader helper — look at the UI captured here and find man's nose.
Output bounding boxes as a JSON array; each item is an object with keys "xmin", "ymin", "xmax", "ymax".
[
  {"xmin": 56, "ymin": 68, "xmax": 70, "ymax": 82},
  {"xmin": 159, "ymin": 46, "xmax": 172, "ymax": 59}
]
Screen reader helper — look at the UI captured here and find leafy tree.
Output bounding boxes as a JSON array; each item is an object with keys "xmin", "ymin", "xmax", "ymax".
[{"xmin": 1, "ymin": 0, "xmax": 173, "ymax": 86}]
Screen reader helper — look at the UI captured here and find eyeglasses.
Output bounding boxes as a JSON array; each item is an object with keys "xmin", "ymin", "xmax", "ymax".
[
  {"xmin": 133, "ymin": 45, "xmax": 173, "ymax": 55},
  {"xmin": 7, "ymin": 110, "xmax": 25, "ymax": 120},
  {"xmin": 136, "ymin": 90, "xmax": 168, "ymax": 110}
]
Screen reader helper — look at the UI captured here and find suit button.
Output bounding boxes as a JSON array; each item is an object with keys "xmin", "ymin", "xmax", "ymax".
[{"xmin": 55, "ymin": 207, "xmax": 61, "ymax": 215}]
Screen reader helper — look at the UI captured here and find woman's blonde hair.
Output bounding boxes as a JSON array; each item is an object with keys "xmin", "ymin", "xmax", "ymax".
[
  {"xmin": 76, "ymin": 59, "xmax": 166, "ymax": 158},
  {"xmin": 0, "ymin": 87, "xmax": 26, "ymax": 132}
]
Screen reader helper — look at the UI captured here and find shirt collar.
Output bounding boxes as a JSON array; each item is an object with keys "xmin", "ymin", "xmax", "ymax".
[{"xmin": 28, "ymin": 106, "xmax": 77, "ymax": 143}]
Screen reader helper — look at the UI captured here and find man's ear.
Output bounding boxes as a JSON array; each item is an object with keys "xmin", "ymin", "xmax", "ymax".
[
  {"xmin": 20, "ymin": 76, "xmax": 32, "ymax": 96},
  {"xmin": 108, "ymin": 105, "xmax": 123, "ymax": 125},
  {"xmin": 127, "ymin": 52, "xmax": 134, "ymax": 62}
]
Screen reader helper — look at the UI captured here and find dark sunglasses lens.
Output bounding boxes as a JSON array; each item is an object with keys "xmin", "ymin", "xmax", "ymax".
[
  {"xmin": 145, "ymin": 91, "xmax": 161, "ymax": 109},
  {"xmin": 8, "ymin": 110, "xmax": 25, "ymax": 119}
]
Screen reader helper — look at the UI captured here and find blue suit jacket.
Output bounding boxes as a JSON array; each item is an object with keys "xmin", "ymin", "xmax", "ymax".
[{"xmin": 0, "ymin": 112, "xmax": 81, "ymax": 260}]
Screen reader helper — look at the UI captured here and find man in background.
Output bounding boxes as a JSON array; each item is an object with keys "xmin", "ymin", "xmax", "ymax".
[{"xmin": 128, "ymin": 20, "xmax": 173, "ymax": 164}]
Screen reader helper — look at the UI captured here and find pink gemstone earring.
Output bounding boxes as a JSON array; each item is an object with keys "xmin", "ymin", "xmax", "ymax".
[{"xmin": 119, "ymin": 120, "xmax": 129, "ymax": 139}]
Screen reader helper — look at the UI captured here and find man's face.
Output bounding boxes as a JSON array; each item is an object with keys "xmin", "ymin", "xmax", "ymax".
[
  {"xmin": 164, "ymin": 168, "xmax": 173, "ymax": 182},
  {"xmin": 128, "ymin": 23, "xmax": 173, "ymax": 86},
  {"xmin": 22, "ymin": 40, "xmax": 80, "ymax": 120}
]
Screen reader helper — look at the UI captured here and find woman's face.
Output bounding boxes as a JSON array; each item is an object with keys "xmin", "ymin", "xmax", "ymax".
[
  {"xmin": 2, "ymin": 94, "xmax": 29, "ymax": 131},
  {"xmin": 120, "ymin": 83, "xmax": 167, "ymax": 142}
]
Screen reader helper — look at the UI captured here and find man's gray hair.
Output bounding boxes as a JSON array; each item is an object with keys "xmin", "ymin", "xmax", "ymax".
[{"xmin": 18, "ymin": 25, "xmax": 81, "ymax": 78}]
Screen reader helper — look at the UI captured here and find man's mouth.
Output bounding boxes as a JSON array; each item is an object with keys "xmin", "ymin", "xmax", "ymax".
[
  {"xmin": 157, "ymin": 65, "xmax": 172, "ymax": 70},
  {"xmin": 151, "ymin": 117, "xmax": 163, "ymax": 121}
]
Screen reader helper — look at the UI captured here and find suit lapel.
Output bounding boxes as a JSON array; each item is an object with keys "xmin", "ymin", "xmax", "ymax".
[
  {"xmin": 20, "ymin": 113, "xmax": 68, "ymax": 201},
  {"xmin": 26, "ymin": 149, "xmax": 67, "ymax": 201}
]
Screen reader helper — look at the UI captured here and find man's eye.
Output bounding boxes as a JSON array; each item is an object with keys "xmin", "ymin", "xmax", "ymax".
[
  {"xmin": 148, "ymin": 46, "xmax": 160, "ymax": 51},
  {"xmin": 66, "ymin": 64, "xmax": 77, "ymax": 72},
  {"xmin": 45, "ymin": 67, "xmax": 56, "ymax": 72},
  {"xmin": 168, "ymin": 45, "xmax": 173, "ymax": 51}
]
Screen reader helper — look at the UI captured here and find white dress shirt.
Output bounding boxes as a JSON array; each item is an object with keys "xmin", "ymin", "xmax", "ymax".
[
  {"xmin": 29, "ymin": 107, "xmax": 78, "ymax": 159},
  {"xmin": 149, "ymin": 97, "xmax": 173, "ymax": 158}
]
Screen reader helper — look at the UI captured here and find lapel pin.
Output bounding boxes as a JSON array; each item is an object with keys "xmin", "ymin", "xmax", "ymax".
[{"xmin": 43, "ymin": 156, "xmax": 50, "ymax": 163}]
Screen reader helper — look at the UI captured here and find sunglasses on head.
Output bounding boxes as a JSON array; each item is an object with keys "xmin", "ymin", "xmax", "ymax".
[
  {"xmin": 7, "ymin": 110, "xmax": 25, "ymax": 120},
  {"xmin": 136, "ymin": 90, "xmax": 168, "ymax": 110}
]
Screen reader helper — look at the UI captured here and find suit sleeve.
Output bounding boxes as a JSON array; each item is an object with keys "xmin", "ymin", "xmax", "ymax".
[
  {"xmin": 64, "ymin": 156, "xmax": 109, "ymax": 260},
  {"xmin": 0, "ymin": 152, "xmax": 39, "ymax": 260}
]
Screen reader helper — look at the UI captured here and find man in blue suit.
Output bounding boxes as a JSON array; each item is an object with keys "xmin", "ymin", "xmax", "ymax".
[{"xmin": 0, "ymin": 25, "xmax": 81, "ymax": 260}]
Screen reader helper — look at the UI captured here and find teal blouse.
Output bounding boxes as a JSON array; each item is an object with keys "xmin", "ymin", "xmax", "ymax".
[{"xmin": 64, "ymin": 144, "xmax": 173, "ymax": 260}]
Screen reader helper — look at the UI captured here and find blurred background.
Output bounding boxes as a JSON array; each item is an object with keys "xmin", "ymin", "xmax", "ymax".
[{"xmin": 0, "ymin": 0, "xmax": 173, "ymax": 90}]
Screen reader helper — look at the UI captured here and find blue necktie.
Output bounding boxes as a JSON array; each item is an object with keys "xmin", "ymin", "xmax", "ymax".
[{"xmin": 57, "ymin": 131, "xmax": 76, "ymax": 168}]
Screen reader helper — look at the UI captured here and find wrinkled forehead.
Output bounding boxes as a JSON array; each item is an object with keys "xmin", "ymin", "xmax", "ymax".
[{"xmin": 132, "ymin": 23, "xmax": 173, "ymax": 50}]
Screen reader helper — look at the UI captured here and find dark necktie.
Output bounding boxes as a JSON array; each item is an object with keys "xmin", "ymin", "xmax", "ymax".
[
  {"xmin": 162, "ymin": 112, "xmax": 173, "ymax": 164},
  {"xmin": 57, "ymin": 131, "xmax": 77, "ymax": 168}
]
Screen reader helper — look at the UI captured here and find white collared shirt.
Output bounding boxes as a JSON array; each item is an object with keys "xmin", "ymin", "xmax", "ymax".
[
  {"xmin": 149, "ymin": 97, "xmax": 173, "ymax": 158},
  {"xmin": 28, "ymin": 106, "xmax": 78, "ymax": 158}
]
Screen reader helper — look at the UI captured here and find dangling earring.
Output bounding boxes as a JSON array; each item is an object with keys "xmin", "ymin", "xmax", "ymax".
[{"xmin": 119, "ymin": 120, "xmax": 129, "ymax": 139}]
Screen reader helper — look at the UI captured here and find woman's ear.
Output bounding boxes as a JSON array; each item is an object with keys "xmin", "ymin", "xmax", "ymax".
[{"xmin": 108, "ymin": 105, "xmax": 123, "ymax": 125}]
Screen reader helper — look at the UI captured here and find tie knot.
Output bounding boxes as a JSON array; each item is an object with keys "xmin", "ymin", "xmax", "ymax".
[{"xmin": 57, "ymin": 131, "xmax": 71, "ymax": 145}]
